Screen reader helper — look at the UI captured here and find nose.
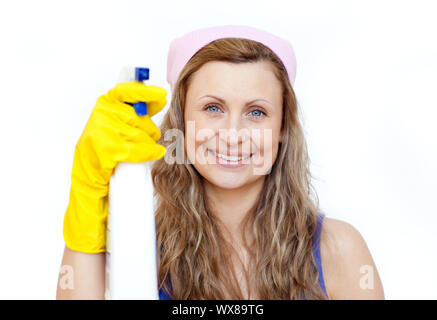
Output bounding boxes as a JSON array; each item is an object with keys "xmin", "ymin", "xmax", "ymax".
[{"xmin": 218, "ymin": 112, "xmax": 250, "ymax": 147}]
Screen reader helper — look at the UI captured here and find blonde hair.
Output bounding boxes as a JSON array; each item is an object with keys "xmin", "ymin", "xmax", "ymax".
[{"xmin": 151, "ymin": 37, "xmax": 327, "ymax": 299}]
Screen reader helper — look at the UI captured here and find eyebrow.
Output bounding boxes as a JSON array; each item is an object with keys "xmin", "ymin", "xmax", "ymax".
[{"xmin": 198, "ymin": 94, "xmax": 272, "ymax": 106}]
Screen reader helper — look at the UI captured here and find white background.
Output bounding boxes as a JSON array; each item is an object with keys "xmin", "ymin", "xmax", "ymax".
[{"xmin": 0, "ymin": 0, "xmax": 436, "ymax": 299}]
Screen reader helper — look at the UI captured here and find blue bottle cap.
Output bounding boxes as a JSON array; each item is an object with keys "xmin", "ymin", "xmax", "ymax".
[{"xmin": 135, "ymin": 67, "xmax": 149, "ymax": 82}]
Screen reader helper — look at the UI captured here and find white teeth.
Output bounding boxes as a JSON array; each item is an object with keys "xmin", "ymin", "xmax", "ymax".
[{"xmin": 210, "ymin": 150, "xmax": 251, "ymax": 162}]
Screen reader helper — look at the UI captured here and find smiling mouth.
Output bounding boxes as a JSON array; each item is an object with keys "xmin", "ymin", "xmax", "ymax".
[{"xmin": 207, "ymin": 149, "xmax": 254, "ymax": 162}]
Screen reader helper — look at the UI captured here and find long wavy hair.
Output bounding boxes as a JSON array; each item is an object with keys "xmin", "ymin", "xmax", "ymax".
[{"xmin": 151, "ymin": 37, "xmax": 327, "ymax": 299}]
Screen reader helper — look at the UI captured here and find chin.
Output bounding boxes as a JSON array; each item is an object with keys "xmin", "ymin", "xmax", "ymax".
[
  {"xmin": 206, "ymin": 179, "xmax": 247, "ymax": 190},
  {"xmin": 201, "ymin": 169, "xmax": 257, "ymax": 190}
]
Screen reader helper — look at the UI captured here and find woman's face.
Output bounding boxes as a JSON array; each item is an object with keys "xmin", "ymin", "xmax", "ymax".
[{"xmin": 184, "ymin": 60, "xmax": 283, "ymax": 190}]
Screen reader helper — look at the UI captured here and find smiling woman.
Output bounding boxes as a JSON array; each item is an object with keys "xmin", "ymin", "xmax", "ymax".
[
  {"xmin": 57, "ymin": 24, "xmax": 384, "ymax": 300},
  {"xmin": 150, "ymin": 25, "xmax": 384, "ymax": 300}
]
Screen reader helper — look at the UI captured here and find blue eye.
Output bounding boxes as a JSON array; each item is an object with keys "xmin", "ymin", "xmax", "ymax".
[
  {"xmin": 204, "ymin": 104, "xmax": 266, "ymax": 118},
  {"xmin": 205, "ymin": 104, "xmax": 221, "ymax": 113},
  {"xmin": 249, "ymin": 109, "xmax": 266, "ymax": 118}
]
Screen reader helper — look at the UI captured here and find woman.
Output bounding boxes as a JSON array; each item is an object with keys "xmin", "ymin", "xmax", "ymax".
[{"xmin": 57, "ymin": 25, "xmax": 384, "ymax": 300}]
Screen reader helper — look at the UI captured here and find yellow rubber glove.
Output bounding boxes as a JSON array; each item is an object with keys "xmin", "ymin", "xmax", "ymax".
[{"xmin": 63, "ymin": 81, "xmax": 167, "ymax": 253}]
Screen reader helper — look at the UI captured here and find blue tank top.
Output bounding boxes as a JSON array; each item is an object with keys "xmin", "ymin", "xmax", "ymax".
[{"xmin": 158, "ymin": 213, "xmax": 328, "ymax": 299}]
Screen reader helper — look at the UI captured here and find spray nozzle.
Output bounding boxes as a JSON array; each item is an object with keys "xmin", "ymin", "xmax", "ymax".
[{"xmin": 132, "ymin": 67, "xmax": 149, "ymax": 116}]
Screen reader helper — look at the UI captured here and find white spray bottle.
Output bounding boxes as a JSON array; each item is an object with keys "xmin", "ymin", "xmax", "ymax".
[{"xmin": 105, "ymin": 67, "xmax": 159, "ymax": 300}]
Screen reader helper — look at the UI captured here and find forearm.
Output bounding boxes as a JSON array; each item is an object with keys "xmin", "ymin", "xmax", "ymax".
[{"xmin": 56, "ymin": 245, "xmax": 106, "ymax": 299}]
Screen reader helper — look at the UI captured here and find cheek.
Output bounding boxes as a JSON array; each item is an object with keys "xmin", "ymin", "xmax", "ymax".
[
  {"xmin": 184, "ymin": 117, "xmax": 216, "ymax": 164},
  {"xmin": 253, "ymin": 124, "xmax": 281, "ymax": 153},
  {"xmin": 265, "ymin": 116, "xmax": 283, "ymax": 158},
  {"xmin": 249, "ymin": 126, "xmax": 281, "ymax": 175}
]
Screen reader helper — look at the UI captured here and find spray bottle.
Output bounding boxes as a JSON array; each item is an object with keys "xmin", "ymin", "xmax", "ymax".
[{"xmin": 105, "ymin": 67, "xmax": 159, "ymax": 300}]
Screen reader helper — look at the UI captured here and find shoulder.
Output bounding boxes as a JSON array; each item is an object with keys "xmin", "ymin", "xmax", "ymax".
[{"xmin": 319, "ymin": 216, "xmax": 385, "ymax": 299}]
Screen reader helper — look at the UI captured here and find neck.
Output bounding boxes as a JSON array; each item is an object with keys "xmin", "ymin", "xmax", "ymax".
[{"xmin": 204, "ymin": 177, "xmax": 265, "ymax": 243}]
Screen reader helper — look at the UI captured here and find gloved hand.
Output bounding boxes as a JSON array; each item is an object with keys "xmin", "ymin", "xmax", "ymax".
[{"xmin": 63, "ymin": 81, "xmax": 167, "ymax": 253}]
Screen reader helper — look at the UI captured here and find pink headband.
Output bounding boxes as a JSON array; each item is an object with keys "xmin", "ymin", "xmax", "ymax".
[{"xmin": 166, "ymin": 25, "xmax": 297, "ymax": 93}]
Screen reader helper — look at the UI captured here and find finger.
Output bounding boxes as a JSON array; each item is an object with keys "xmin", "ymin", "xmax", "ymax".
[
  {"xmin": 112, "ymin": 81, "xmax": 168, "ymax": 117},
  {"xmin": 142, "ymin": 96, "xmax": 167, "ymax": 118},
  {"xmin": 116, "ymin": 142, "xmax": 167, "ymax": 163},
  {"xmin": 89, "ymin": 123, "xmax": 161, "ymax": 169},
  {"xmin": 120, "ymin": 126, "xmax": 157, "ymax": 145},
  {"xmin": 95, "ymin": 94, "xmax": 140, "ymax": 125},
  {"xmin": 94, "ymin": 102, "xmax": 162, "ymax": 143},
  {"xmin": 131, "ymin": 115, "xmax": 162, "ymax": 142}
]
